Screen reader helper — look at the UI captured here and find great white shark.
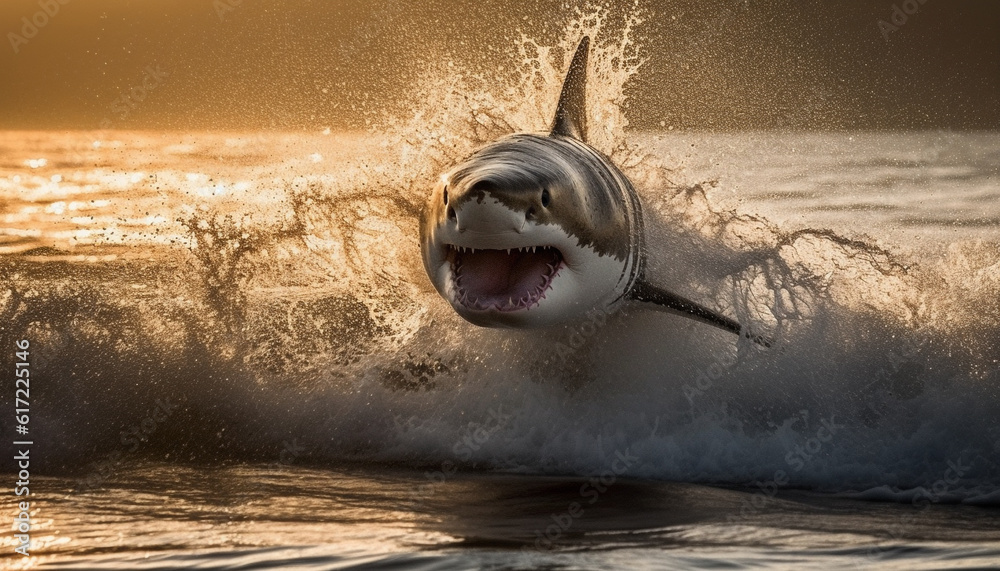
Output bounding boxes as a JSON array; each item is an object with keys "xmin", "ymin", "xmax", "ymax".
[{"xmin": 420, "ymin": 36, "xmax": 769, "ymax": 346}]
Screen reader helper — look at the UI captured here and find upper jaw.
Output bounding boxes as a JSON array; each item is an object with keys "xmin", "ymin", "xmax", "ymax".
[
  {"xmin": 431, "ymin": 221, "xmax": 573, "ymax": 263},
  {"xmin": 436, "ymin": 229, "xmax": 541, "ymax": 253},
  {"xmin": 444, "ymin": 244, "xmax": 554, "ymax": 256}
]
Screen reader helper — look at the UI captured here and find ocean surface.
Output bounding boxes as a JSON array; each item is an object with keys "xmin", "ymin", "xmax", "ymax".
[
  {"xmin": 2, "ymin": 23, "xmax": 1000, "ymax": 568},
  {"xmin": 1, "ymin": 128, "xmax": 998, "ymax": 570}
]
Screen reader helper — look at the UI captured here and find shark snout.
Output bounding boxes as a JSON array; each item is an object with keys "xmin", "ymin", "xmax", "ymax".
[{"xmin": 451, "ymin": 197, "xmax": 524, "ymax": 234}]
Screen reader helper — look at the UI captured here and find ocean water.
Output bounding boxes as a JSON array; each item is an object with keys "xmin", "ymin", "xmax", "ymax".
[
  {"xmin": 2, "ymin": 21, "xmax": 1000, "ymax": 571},
  {"xmin": 1, "ymin": 127, "xmax": 998, "ymax": 570}
]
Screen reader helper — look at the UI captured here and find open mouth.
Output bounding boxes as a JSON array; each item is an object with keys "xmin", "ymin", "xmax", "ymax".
[{"xmin": 448, "ymin": 245, "xmax": 563, "ymax": 311}]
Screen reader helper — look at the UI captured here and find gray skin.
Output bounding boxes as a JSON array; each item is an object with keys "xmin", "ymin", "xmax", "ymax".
[
  {"xmin": 420, "ymin": 36, "xmax": 769, "ymax": 346},
  {"xmin": 440, "ymin": 134, "xmax": 641, "ymax": 262}
]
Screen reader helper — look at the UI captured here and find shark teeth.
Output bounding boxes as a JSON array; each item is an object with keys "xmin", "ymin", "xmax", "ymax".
[
  {"xmin": 449, "ymin": 244, "xmax": 552, "ymax": 254},
  {"xmin": 448, "ymin": 245, "xmax": 563, "ymax": 312}
]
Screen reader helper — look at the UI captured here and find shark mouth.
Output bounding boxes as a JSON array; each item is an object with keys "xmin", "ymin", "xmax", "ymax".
[{"xmin": 448, "ymin": 245, "xmax": 563, "ymax": 312}]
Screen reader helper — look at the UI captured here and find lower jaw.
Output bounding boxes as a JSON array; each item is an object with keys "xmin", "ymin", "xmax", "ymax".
[
  {"xmin": 461, "ymin": 305, "xmax": 531, "ymax": 314},
  {"xmin": 451, "ymin": 270, "xmax": 559, "ymax": 313},
  {"xmin": 453, "ymin": 294, "xmax": 545, "ymax": 313},
  {"xmin": 451, "ymin": 304, "xmax": 543, "ymax": 328}
]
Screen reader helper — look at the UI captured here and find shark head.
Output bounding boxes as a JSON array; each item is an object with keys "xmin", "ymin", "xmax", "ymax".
[{"xmin": 420, "ymin": 37, "xmax": 644, "ymax": 328}]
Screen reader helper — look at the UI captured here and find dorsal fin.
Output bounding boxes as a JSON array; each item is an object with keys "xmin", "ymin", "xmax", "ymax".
[{"xmin": 549, "ymin": 36, "xmax": 589, "ymax": 141}]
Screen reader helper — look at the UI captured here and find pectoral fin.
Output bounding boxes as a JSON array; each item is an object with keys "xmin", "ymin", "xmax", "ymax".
[{"xmin": 629, "ymin": 280, "xmax": 771, "ymax": 347}]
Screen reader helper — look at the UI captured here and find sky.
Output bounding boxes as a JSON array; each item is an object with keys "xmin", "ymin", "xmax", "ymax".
[{"xmin": 1, "ymin": 0, "xmax": 997, "ymax": 130}]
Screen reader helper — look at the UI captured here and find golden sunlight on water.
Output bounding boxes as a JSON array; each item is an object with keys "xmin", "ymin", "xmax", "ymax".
[{"xmin": 0, "ymin": 131, "xmax": 381, "ymax": 257}]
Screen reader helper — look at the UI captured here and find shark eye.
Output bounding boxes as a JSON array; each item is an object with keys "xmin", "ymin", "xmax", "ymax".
[
  {"xmin": 541, "ymin": 188, "xmax": 551, "ymax": 207},
  {"xmin": 443, "ymin": 185, "xmax": 449, "ymax": 205},
  {"xmin": 447, "ymin": 206, "xmax": 456, "ymax": 221}
]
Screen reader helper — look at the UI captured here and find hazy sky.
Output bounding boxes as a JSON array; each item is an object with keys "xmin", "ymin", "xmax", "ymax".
[{"xmin": 1, "ymin": 0, "xmax": 997, "ymax": 130}]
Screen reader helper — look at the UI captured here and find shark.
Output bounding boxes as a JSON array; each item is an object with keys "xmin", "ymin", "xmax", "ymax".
[{"xmin": 420, "ymin": 36, "xmax": 768, "ymax": 346}]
